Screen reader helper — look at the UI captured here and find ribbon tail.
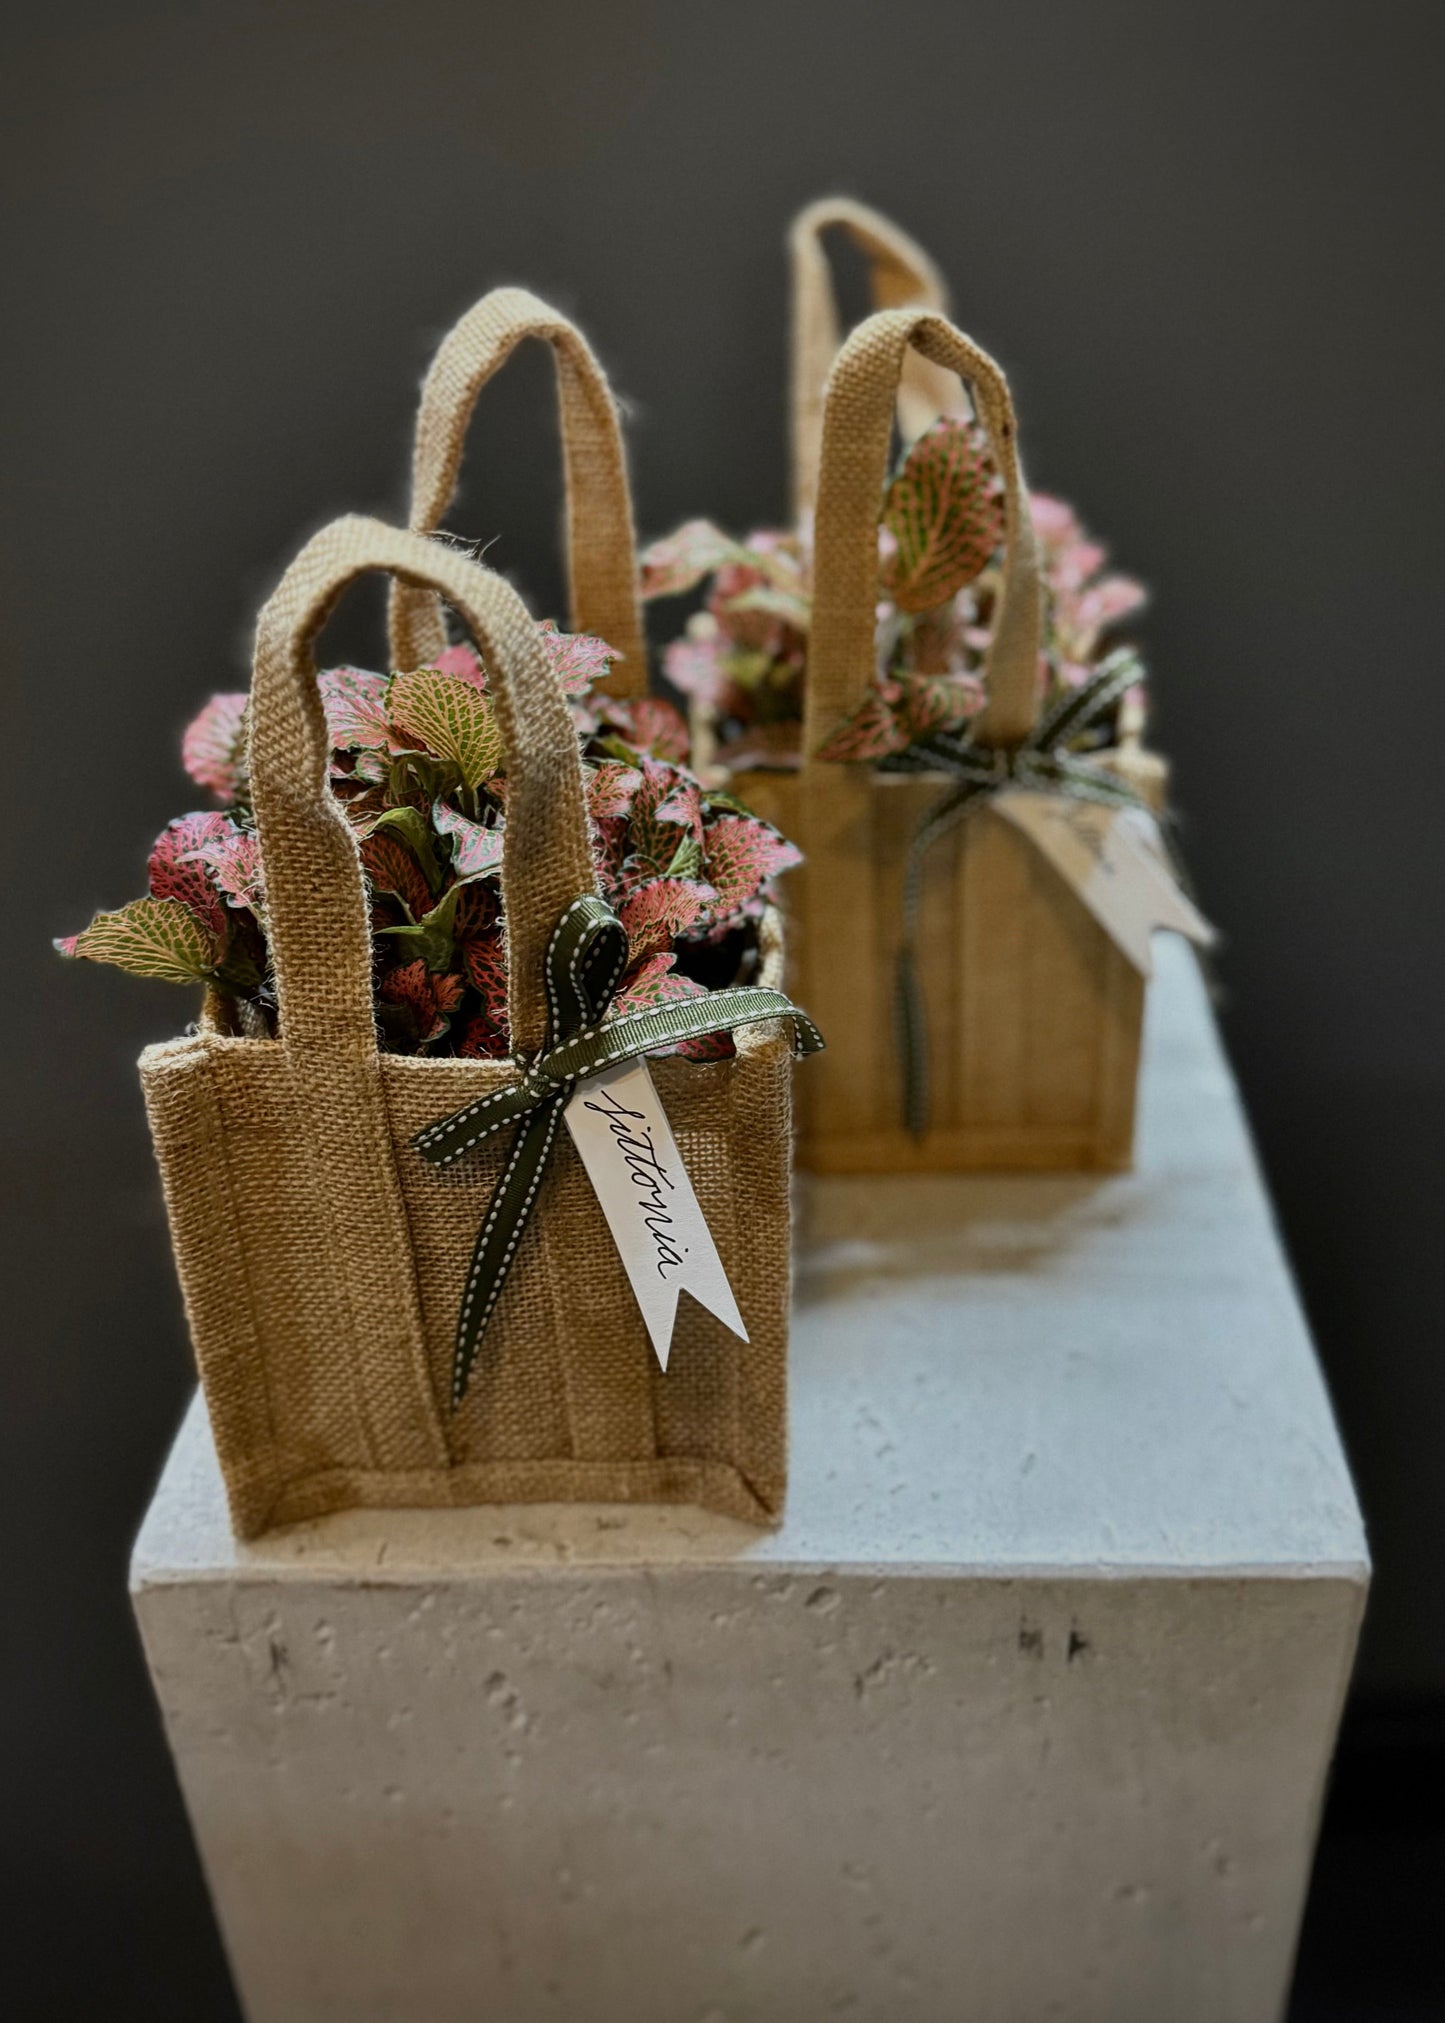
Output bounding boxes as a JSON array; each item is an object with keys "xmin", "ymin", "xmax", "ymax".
[
  {"xmin": 894, "ymin": 940, "xmax": 929, "ymax": 1140},
  {"xmin": 450, "ymin": 1092, "xmax": 567, "ymax": 1408},
  {"xmin": 896, "ymin": 779, "xmax": 989, "ymax": 1138}
]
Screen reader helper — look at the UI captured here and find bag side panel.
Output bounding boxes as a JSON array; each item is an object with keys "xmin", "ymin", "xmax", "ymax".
[{"xmin": 140, "ymin": 1038, "xmax": 285, "ymax": 1535}]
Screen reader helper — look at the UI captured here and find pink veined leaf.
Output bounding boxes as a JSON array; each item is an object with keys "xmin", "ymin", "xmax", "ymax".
[
  {"xmin": 359, "ymin": 831, "xmax": 434, "ymax": 923},
  {"xmin": 813, "ymin": 685, "xmax": 912, "ymax": 764},
  {"xmin": 54, "ymin": 896, "xmax": 223, "ymax": 983},
  {"xmin": 701, "ymin": 815, "xmax": 802, "ymax": 915},
  {"xmin": 181, "ymin": 692, "xmax": 248, "ymax": 800},
  {"xmin": 1068, "ymin": 575, "xmax": 1148, "ymax": 645},
  {"xmin": 662, "ymin": 631, "xmax": 728, "ymax": 705},
  {"xmin": 1028, "ymin": 492, "xmax": 1086, "ymax": 553},
  {"xmin": 889, "ymin": 675, "xmax": 950, "ymax": 745},
  {"xmin": 1048, "ymin": 536, "xmax": 1109, "ymax": 593},
  {"xmin": 388, "ymin": 668, "xmax": 503, "ymax": 790},
  {"xmin": 707, "ymin": 541, "xmax": 810, "ymax": 654},
  {"xmin": 615, "ymin": 950, "xmax": 740, "ymax": 1053},
  {"xmin": 638, "ymin": 520, "xmax": 742, "ymax": 600},
  {"xmin": 612, "ymin": 952, "xmax": 709, "ymax": 1014},
  {"xmin": 319, "ymin": 666, "xmax": 406, "ymax": 754},
  {"xmin": 892, "ymin": 670, "xmax": 985, "ymax": 743},
  {"xmin": 599, "ymin": 694, "xmax": 690, "ymax": 763},
  {"xmin": 586, "ymin": 760, "xmax": 643, "ymax": 821},
  {"xmin": 433, "ymin": 800, "xmax": 505, "ymax": 878},
  {"xmin": 591, "ymin": 813, "xmax": 631, "ymax": 897},
  {"xmin": 376, "ymin": 960, "xmax": 466, "ymax": 1050},
  {"xmin": 454, "ymin": 884, "xmax": 508, "ymax": 1031},
  {"xmin": 673, "ymin": 1028, "xmax": 737, "ymax": 1063},
  {"xmin": 189, "ymin": 822, "xmax": 265, "ymax": 913},
  {"xmin": 148, "ymin": 812, "xmax": 230, "ymax": 942},
  {"xmin": 624, "ymin": 758, "xmax": 706, "ymax": 882},
  {"xmin": 739, "ymin": 525, "xmax": 808, "ymax": 582},
  {"xmin": 619, "ymin": 877, "xmax": 716, "ymax": 964},
  {"xmin": 538, "ymin": 620, "xmax": 622, "ymax": 698},
  {"xmin": 716, "ymin": 581, "xmax": 811, "ymax": 634},
  {"xmin": 880, "ymin": 417, "xmax": 1005, "ymax": 614},
  {"xmin": 456, "ymin": 1009, "xmax": 510, "ymax": 1059},
  {"xmin": 612, "ymin": 953, "xmax": 739, "ymax": 1057},
  {"xmin": 431, "ymin": 644, "xmax": 486, "ymax": 690},
  {"xmin": 461, "ymin": 939, "xmax": 508, "ymax": 1027},
  {"xmin": 335, "ymin": 748, "xmax": 391, "ymax": 788}
]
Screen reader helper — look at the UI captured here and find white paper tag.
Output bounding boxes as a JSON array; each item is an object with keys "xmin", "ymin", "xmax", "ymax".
[
  {"xmin": 563, "ymin": 1059, "xmax": 748, "ymax": 1370},
  {"xmin": 991, "ymin": 790, "xmax": 1216, "ymax": 976}
]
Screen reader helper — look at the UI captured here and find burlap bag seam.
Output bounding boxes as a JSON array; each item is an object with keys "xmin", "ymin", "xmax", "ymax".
[
  {"xmin": 256, "ymin": 1455, "xmax": 772, "ymax": 1533},
  {"xmin": 139, "ymin": 1036, "xmax": 286, "ymax": 1533},
  {"xmin": 197, "ymin": 1034, "xmax": 293, "ymax": 1498}
]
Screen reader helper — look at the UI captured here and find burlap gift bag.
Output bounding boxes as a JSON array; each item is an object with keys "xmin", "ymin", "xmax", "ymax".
[
  {"xmin": 140, "ymin": 517, "xmax": 814, "ymax": 1537},
  {"xmin": 727, "ymin": 309, "xmax": 1150, "ymax": 1173}
]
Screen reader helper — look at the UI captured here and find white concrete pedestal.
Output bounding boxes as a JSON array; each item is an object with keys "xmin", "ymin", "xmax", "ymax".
[{"xmin": 131, "ymin": 941, "xmax": 1367, "ymax": 2023}]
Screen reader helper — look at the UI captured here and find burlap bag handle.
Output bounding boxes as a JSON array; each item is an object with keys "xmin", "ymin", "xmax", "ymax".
[
  {"xmin": 253, "ymin": 514, "xmax": 597, "ymax": 1061},
  {"xmin": 790, "ymin": 197, "xmax": 964, "ymax": 519},
  {"xmin": 388, "ymin": 286, "xmax": 645, "ymax": 696},
  {"xmin": 807, "ymin": 309, "xmax": 1042, "ymax": 755}
]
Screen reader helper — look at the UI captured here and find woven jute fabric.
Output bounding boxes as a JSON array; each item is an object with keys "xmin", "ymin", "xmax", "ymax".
[
  {"xmin": 140, "ymin": 516, "xmax": 796, "ymax": 1537},
  {"xmin": 730, "ymin": 309, "xmax": 1145, "ymax": 1175},
  {"xmin": 388, "ymin": 285, "xmax": 644, "ymax": 694},
  {"xmin": 789, "ymin": 199, "xmax": 962, "ymax": 519}
]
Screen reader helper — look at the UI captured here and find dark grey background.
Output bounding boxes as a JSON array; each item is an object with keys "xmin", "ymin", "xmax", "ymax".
[{"xmin": 3, "ymin": 3, "xmax": 1441, "ymax": 2016}]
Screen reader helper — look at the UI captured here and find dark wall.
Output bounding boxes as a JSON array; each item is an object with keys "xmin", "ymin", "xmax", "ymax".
[{"xmin": 3, "ymin": 3, "xmax": 1442, "ymax": 2015}]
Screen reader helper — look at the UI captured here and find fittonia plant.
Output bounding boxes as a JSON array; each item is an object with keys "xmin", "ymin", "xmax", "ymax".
[
  {"xmin": 57, "ymin": 626, "xmax": 801, "ymax": 1060},
  {"xmin": 640, "ymin": 415, "xmax": 1149, "ymax": 773}
]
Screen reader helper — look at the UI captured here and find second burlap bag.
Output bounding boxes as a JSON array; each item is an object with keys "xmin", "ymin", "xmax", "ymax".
[{"xmin": 735, "ymin": 309, "xmax": 1149, "ymax": 1172}]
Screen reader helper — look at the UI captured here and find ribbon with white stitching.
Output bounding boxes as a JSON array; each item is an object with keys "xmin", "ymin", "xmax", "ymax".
[{"xmin": 414, "ymin": 893, "xmax": 824, "ymax": 1407}]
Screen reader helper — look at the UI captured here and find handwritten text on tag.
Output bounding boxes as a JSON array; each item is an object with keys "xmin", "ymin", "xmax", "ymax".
[
  {"xmin": 991, "ymin": 790, "xmax": 1216, "ymax": 976},
  {"xmin": 563, "ymin": 1060, "xmax": 747, "ymax": 1370}
]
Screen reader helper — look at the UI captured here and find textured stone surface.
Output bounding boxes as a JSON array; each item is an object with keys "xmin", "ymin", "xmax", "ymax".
[{"xmin": 132, "ymin": 938, "xmax": 1367, "ymax": 2021}]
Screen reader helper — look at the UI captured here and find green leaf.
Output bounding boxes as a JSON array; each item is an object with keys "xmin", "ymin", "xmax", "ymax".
[
  {"xmin": 55, "ymin": 896, "xmax": 222, "ymax": 983},
  {"xmin": 360, "ymin": 831, "xmax": 435, "ymax": 924},
  {"xmin": 537, "ymin": 620, "xmax": 621, "ymax": 697},
  {"xmin": 181, "ymin": 693, "xmax": 249, "ymax": 800},
  {"xmin": 384, "ymin": 749, "xmax": 456, "ymax": 808},
  {"xmin": 664, "ymin": 833, "xmax": 703, "ymax": 880},
  {"xmin": 367, "ymin": 805, "xmax": 443, "ymax": 893},
  {"xmin": 388, "ymin": 670, "xmax": 504, "ymax": 791},
  {"xmin": 433, "ymin": 799, "xmax": 506, "ymax": 878},
  {"xmin": 880, "ymin": 417, "xmax": 1005, "ymax": 614},
  {"xmin": 375, "ymin": 881, "xmax": 470, "ymax": 973}
]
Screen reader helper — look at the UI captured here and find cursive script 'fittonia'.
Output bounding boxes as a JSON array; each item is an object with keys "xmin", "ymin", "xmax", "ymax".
[
  {"xmin": 580, "ymin": 1084, "xmax": 688, "ymax": 1278},
  {"xmin": 563, "ymin": 1059, "xmax": 749, "ymax": 1369}
]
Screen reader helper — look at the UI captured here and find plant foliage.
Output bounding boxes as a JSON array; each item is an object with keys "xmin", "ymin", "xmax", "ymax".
[
  {"xmin": 57, "ymin": 622, "xmax": 800, "ymax": 1063},
  {"xmin": 640, "ymin": 415, "xmax": 1150, "ymax": 773}
]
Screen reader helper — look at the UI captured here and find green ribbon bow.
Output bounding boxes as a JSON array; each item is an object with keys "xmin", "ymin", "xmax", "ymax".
[
  {"xmin": 414, "ymin": 893, "xmax": 824, "ymax": 1407},
  {"xmin": 881, "ymin": 648, "xmax": 1153, "ymax": 1139}
]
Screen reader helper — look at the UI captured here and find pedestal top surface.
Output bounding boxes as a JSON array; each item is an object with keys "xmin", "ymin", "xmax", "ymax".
[{"xmin": 132, "ymin": 939, "xmax": 1367, "ymax": 1588}]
